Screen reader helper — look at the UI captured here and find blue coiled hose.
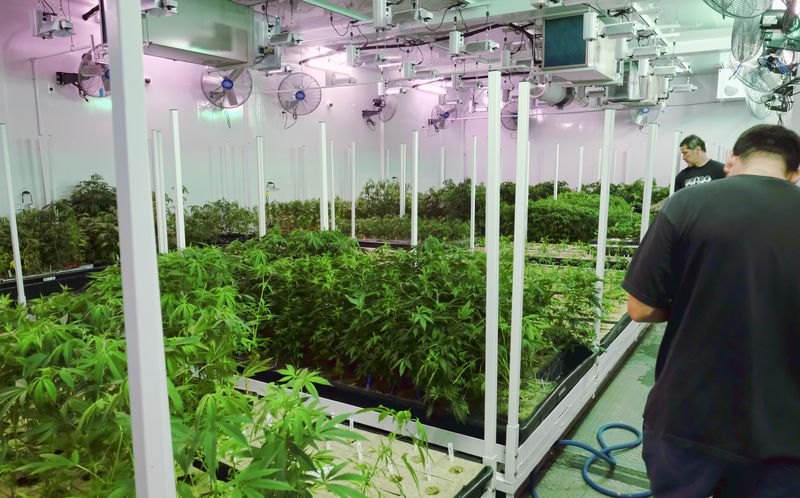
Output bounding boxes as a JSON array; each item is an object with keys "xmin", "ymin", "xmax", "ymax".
[{"xmin": 531, "ymin": 423, "xmax": 652, "ymax": 498}]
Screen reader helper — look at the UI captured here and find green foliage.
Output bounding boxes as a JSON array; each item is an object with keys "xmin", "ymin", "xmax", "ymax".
[
  {"xmin": 337, "ymin": 216, "xmax": 468, "ymax": 242},
  {"xmin": 527, "ymin": 192, "xmax": 640, "ymax": 243},
  {"xmin": 0, "ymin": 206, "xmax": 86, "ymax": 275},
  {"xmin": 0, "ymin": 250, "xmax": 423, "ymax": 497},
  {"xmin": 68, "ymin": 174, "xmax": 117, "ymax": 217},
  {"xmin": 234, "ymin": 232, "xmax": 600, "ymax": 421},
  {"xmin": 185, "ymin": 200, "xmax": 257, "ymax": 246}
]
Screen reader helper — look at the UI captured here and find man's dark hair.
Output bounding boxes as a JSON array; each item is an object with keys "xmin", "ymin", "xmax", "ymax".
[
  {"xmin": 732, "ymin": 124, "xmax": 800, "ymax": 172},
  {"xmin": 680, "ymin": 135, "xmax": 706, "ymax": 151}
]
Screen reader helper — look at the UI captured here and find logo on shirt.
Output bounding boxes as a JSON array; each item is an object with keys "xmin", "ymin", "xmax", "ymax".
[{"xmin": 685, "ymin": 176, "xmax": 713, "ymax": 188}]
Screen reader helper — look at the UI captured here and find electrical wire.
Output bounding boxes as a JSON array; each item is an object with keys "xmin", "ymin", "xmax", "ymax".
[
  {"xmin": 456, "ymin": 5, "xmax": 469, "ymax": 32},
  {"xmin": 330, "ymin": 14, "xmax": 351, "ymax": 37},
  {"xmin": 354, "ymin": 23, "xmax": 370, "ymax": 48},
  {"xmin": 425, "ymin": 6, "xmax": 454, "ymax": 32}
]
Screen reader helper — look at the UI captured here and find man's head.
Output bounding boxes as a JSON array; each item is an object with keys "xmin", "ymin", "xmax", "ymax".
[
  {"xmin": 679, "ymin": 135, "xmax": 709, "ymax": 167},
  {"xmin": 726, "ymin": 124, "xmax": 800, "ymax": 183}
]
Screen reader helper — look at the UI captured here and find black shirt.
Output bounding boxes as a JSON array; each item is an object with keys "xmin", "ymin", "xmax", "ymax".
[
  {"xmin": 674, "ymin": 160, "xmax": 726, "ymax": 192},
  {"xmin": 623, "ymin": 175, "xmax": 800, "ymax": 461}
]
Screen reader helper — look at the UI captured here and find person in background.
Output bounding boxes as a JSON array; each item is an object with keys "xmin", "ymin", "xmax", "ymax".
[
  {"xmin": 674, "ymin": 135, "xmax": 726, "ymax": 191},
  {"xmin": 623, "ymin": 124, "xmax": 800, "ymax": 497}
]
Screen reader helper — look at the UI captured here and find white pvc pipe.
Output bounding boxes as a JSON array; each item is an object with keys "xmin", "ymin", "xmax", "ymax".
[
  {"xmin": 330, "ymin": 139, "xmax": 336, "ymax": 231},
  {"xmin": 319, "ymin": 122, "xmax": 329, "ymax": 231},
  {"xmin": 351, "ymin": 142, "xmax": 356, "ymax": 239},
  {"xmin": 440, "ymin": 145, "xmax": 446, "ymax": 187},
  {"xmin": 170, "ymin": 109, "xmax": 186, "ymax": 251},
  {"xmin": 640, "ymin": 123, "xmax": 658, "ymax": 242},
  {"xmin": 597, "ymin": 148, "xmax": 603, "ymax": 181},
  {"xmin": 484, "ymin": 70, "xmax": 502, "ymax": 472},
  {"xmin": 612, "ymin": 149, "xmax": 618, "ymax": 184},
  {"xmin": 577, "ymin": 145, "xmax": 584, "ymax": 192},
  {"xmin": 623, "ymin": 150, "xmax": 630, "ymax": 184},
  {"xmin": 151, "ymin": 130, "xmax": 167, "ymax": 254},
  {"xmin": 385, "ymin": 148, "xmax": 390, "ymax": 181},
  {"xmin": 107, "ymin": 0, "xmax": 177, "ymax": 493},
  {"xmin": 379, "ymin": 120, "xmax": 386, "ymax": 180},
  {"xmin": 594, "ymin": 109, "xmax": 616, "ymax": 340},
  {"xmin": 36, "ymin": 136, "xmax": 53, "ymax": 205},
  {"xmin": 400, "ymin": 143, "xmax": 407, "ymax": 218},
  {"xmin": 470, "ymin": 135, "xmax": 477, "ymax": 251},
  {"xmin": 670, "ymin": 130, "xmax": 683, "ymax": 196},
  {"xmin": 554, "ymin": 143, "xmax": 560, "ymax": 200},
  {"xmin": 156, "ymin": 132, "xmax": 168, "ymax": 251},
  {"xmin": 1, "ymin": 124, "xmax": 25, "ymax": 305},
  {"xmin": 411, "ymin": 131, "xmax": 419, "ymax": 246},
  {"xmin": 504, "ymin": 80, "xmax": 531, "ymax": 482},
  {"xmin": 256, "ymin": 136, "xmax": 267, "ymax": 237}
]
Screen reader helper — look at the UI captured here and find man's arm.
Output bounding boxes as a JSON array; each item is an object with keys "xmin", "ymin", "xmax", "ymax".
[
  {"xmin": 622, "ymin": 210, "xmax": 678, "ymax": 323},
  {"xmin": 627, "ymin": 294, "xmax": 669, "ymax": 323}
]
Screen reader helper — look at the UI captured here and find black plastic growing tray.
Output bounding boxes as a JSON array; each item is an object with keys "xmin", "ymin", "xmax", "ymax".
[
  {"xmin": 358, "ymin": 239, "xmax": 413, "ymax": 250},
  {"xmin": 250, "ymin": 342, "xmax": 603, "ymax": 447},
  {"xmin": 0, "ymin": 264, "xmax": 108, "ymax": 301},
  {"xmin": 249, "ymin": 315, "xmax": 636, "ymax": 447}
]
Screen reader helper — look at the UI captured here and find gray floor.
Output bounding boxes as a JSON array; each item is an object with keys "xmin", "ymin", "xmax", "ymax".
[{"xmin": 532, "ymin": 324, "xmax": 665, "ymax": 497}]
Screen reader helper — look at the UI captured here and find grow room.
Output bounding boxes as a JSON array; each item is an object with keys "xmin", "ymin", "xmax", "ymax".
[{"xmin": 1, "ymin": 0, "xmax": 796, "ymax": 496}]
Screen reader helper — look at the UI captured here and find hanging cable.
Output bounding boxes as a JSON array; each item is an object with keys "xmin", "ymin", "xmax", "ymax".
[{"xmin": 425, "ymin": 6, "xmax": 455, "ymax": 32}]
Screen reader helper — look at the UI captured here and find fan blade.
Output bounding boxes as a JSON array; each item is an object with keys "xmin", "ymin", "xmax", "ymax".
[
  {"xmin": 226, "ymin": 89, "xmax": 239, "ymax": 107},
  {"xmin": 228, "ymin": 68, "xmax": 245, "ymax": 82},
  {"xmin": 80, "ymin": 63, "xmax": 104, "ymax": 77}
]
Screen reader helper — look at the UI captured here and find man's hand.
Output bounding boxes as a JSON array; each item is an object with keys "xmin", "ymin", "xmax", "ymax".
[{"xmin": 627, "ymin": 294, "xmax": 669, "ymax": 323}]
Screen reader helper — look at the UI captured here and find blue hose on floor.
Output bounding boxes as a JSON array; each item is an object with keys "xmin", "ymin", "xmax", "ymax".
[{"xmin": 531, "ymin": 423, "xmax": 652, "ymax": 498}]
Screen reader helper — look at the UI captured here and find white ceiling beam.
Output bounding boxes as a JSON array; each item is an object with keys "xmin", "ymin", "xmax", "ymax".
[{"xmin": 672, "ymin": 28, "xmax": 731, "ymax": 55}]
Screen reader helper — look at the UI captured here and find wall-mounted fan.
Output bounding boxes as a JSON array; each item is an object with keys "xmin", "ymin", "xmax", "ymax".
[
  {"xmin": 201, "ymin": 67, "xmax": 253, "ymax": 109},
  {"xmin": 745, "ymin": 86, "xmax": 772, "ymax": 119},
  {"xmin": 702, "ymin": 0, "xmax": 771, "ymax": 18},
  {"xmin": 628, "ymin": 106, "xmax": 660, "ymax": 129},
  {"xmin": 732, "ymin": 16, "xmax": 764, "ymax": 62},
  {"xmin": 78, "ymin": 43, "xmax": 111, "ymax": 98},
  {"xmin": 428, "ymin": 104, "xmax": 458, "ymax": 132},
  {"xmin": 362, "ymin": 95, "xmax": 398, "ymax": 130},
  {"xmin": 501, "ymin": 100, "xmax": 520, "ymax": 132},
  {"xmin": 277, "ymin": 72, "xmax": 322, "ymax": 119}
]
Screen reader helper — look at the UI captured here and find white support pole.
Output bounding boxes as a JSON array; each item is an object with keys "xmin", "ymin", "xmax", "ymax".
[
  {"xmin": 440, "ymin": 145, "xmax": 446, "ymax": 187},
  {"xmin": 330, "ymin": 139, "xmax": 336, "ymax": 231},
  {"xmin": 484, "ymin": 70, "xmax": 502, "ymax": 473},
  {"xmin": 640, "ymin": 123, "xmax": 658, "ymax": 242},
  {"xmin": 597, "ymin": 148, "xmax": 603, "ymax": 181},
  {"xmin": 411, "ymin": 131, "xmax": 419, "ymax": 246},
  {"xmin": 351, "ymin": 142, "xmax": 356, "ymax": 239},
  {"xmin": 36, "ymin": 136, "xmax": 53, "ymax": 205},
  {"xmin": 470, "ymin": 135, "xmax": 477, "ymax": 251},
  {"xmin": 170, "ymin": 109, "xmax": 186, "ymax": 251},
  {"xmin": 717, "ymin": 144, "xmax": 723, "ymax": 163},
  {"xmin": 151, "ymin": 131, "xmax": 168, "ymax": 254},
  {"xmin": 379, "ymin": 120, "xmax": 386, "ymax": 180},
  {"xmin": 504, "ymin": 80, "xmax": 531, "ymax": 483},
  {"xmin": 256, "ymin": 136, "xmax": 267, "ymax": 237},
  {"xmin": 400, "ymin": 144, "xmax": 407, "ymax": 218},
  {"xmin": 107, "ymin": 0, "xmax": 176, "ymax": 494},
  {"xmin": 670, "ymin": 130, "xmax": 683, "ymax": 196},
  {"xmin": 553, "ymin": 143, "xmax": 560, "ymax": 200},
  {"xmin": 1, "ymin": 124, "xmax": 25, "ymax": 305},
  {"xmin": 594, "ymin": 110, "xmax": 616, "ymax": 340},
  {"xmin": 577, "ymin": 145, "xmax": 585, "ymax": 192},
  {"xmin": 385, "ymin": 147, "xmax": 390, "ymax": 181},
  {"xmin": 612, "ymin": 149, "xmax": 618, "ymax": 184},
  {"xmin": 319, "ymin": 122, "xmax": 329, "ymax": 231}
]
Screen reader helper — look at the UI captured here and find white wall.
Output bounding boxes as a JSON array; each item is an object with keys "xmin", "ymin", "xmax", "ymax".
[
  {"xmin": 0, "ymin": 1, "xmax": 444, "ymax": 216},
  {"xmin": 455, "ymin": 73, "xmax": 779, "ymax": 190},
  {"xmin": 0, "ymin": 0, "xmax": 783, "ymax": 217}
]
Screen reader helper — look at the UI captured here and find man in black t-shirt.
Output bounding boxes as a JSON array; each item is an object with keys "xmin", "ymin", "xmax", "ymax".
[
  {"xmin": 674, "ymin": 135, "xmax": 726, "ymax": 191},
  {"xmin": 623, "ymin": 124, "xmax": 800, "ymax": 497}
]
